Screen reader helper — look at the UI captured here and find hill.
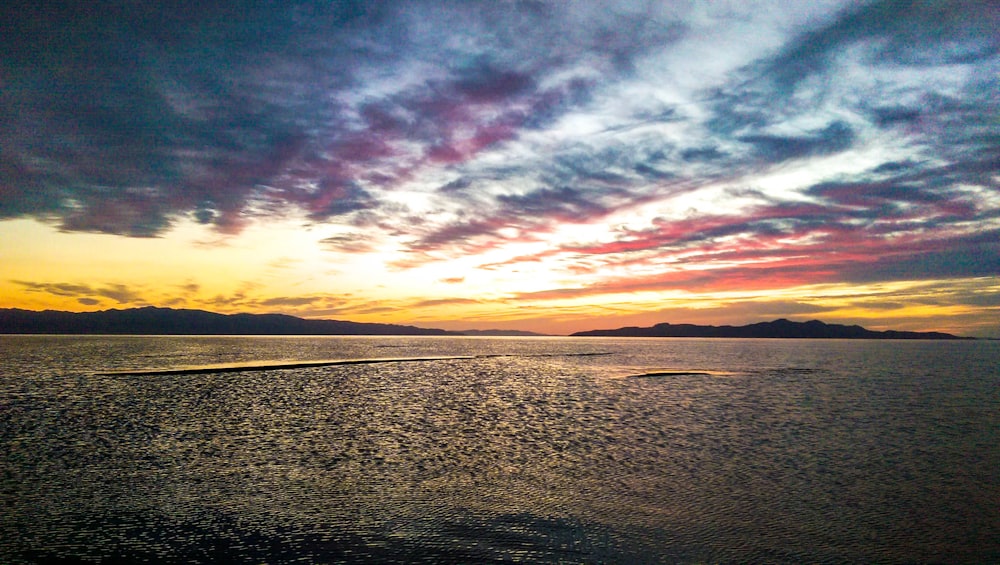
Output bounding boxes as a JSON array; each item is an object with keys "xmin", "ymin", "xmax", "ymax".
[
  {"xmin": 571, "ymin": 318, "xmax": 970, "ymax": 339},
  {"xmin": 0, "ymin": 307, "xmax": 458, "ymax": 336}
]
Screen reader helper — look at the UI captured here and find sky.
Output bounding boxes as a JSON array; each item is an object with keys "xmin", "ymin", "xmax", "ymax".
[{"xmin": 1, "ymin": 0, "xmax": 998, "ymax": 336}]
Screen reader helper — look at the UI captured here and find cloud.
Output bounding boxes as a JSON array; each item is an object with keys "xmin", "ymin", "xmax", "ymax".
[
  {"xmin": 320, "ymin": 233, "xmax": 376, "ymax": 253},
  {"xmin": 259, "ymin": 296, "xmax": 324, "ymax": 307},
  {"xmin": 178, "ymin": 282, "xmax": 201, "ymax": 295},
  {"xmin": 96, "ymin": 284, "xmax": 144, "ymax": 304},
  {"xmin": 370, "ymin": 3, "xmax": 993, "ymax": 270},
  {"xmin": 841, "ymin": 233, "xmax": 1000, "ymax": 283},
  {"xmin": 0, "ymin": 0, "xmax": 683, "ymax": 237},
  {"xmin": 770, "ymin": 0, "xmax": 998, "ymax": 79},
  {"xmin": 704, "ymin": 1, "xmax": 998, "ymax": 167},
  {"xmin": 12, "ymin": 280, "xmax": 145, "ymax": 305},
  {"xmin": 479, "ymin": 160, "xmax": 998, "ymax": 296},
  {"xmin": 12, "ymin": 281, "xmax": 93, "ymax": 297},
  {"xmin": 738, "ymin": 121, "xmax": 855, "ymax": 162},
  {"xmin": 496, "ymin": 186, "xmax": 615, "ymax": 223},
  {"xmin": 410, "ymin": 298, "xmax": 481, "ymax": 308}
]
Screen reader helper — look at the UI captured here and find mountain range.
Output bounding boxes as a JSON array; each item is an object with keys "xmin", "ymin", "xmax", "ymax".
[
  {"xmin": 571, "ymin": 318, "xmax": 970, "ymax": 339},
  {"xmin": 0, "ymin": 307, "xmax": 970, "ymax": 339},
  {"xmin": 0, "ymin": 307, "xmax": 456, "ymax": 336}
]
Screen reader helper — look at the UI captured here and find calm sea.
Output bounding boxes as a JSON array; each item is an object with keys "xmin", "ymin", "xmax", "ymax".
[{"xmin": 1, "ymin": 335, "xmax": 997, "ymax": 564}]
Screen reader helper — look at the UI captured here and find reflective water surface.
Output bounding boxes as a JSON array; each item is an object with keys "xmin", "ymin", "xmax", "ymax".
[{"xmin": 2, "ymin": 336, "xmax": 998, "ymax": 563}]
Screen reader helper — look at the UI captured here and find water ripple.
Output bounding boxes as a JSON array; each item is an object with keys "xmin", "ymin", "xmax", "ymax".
[{"xmin": 2, "ymin": 336, "xmax": 997, "ymax": 563}]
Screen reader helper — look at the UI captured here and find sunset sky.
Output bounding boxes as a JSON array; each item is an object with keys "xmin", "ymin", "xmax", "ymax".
[{"xmin": 1, "ymin": 1, "xmax": 998, "ymax": 336}]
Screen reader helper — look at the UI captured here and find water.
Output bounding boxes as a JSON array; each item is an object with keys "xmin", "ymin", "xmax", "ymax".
[{"xmin": 1, "ymin": 335, "xmax": 997, "ymax": 563}]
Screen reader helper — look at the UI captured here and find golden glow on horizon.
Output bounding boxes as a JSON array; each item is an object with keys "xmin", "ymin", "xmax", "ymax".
[{"xmin": 2, "ymin": 217, "xmax": 997, "ymax": 336}]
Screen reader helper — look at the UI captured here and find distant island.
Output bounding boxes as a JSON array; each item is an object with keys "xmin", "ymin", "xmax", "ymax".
[{"xmin": 572, "ymin": 318, "xmax": 971, "ymax": 340}]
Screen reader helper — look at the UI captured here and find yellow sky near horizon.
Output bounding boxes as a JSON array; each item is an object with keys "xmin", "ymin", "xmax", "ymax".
[{"xmin": 3, "ymin": 218, "xmax": 997, "ymax": 337}]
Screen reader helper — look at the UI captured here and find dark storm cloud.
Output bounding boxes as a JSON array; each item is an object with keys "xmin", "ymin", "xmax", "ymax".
[
  {"xmin": 496, "ymin": 186, "xmax": 614, "ymax": 223},
  {"xmin": 806, "ymin": 158, "xmax": 997, "ymax": 226},
  {"xmin": 0, "ymin": 0, "xmax": 680, "ymax": 237},
  {"xmin": 1, "ymin": 0, "xmax": 384, "ymax": 234},
  {"xmin": 841, "ymin": 232, "xmax": 1000, "ymax": 283},
  {"xmin": 679, "ymin": 147, "xmax": 726, "ymax": 163},
  {"xmin": 759, "ymin": 0, "xmax": 998, "ymax": 90},
  {"xmin": 738, "ymin": 121, "xmax": 855, "ymax": 162}
]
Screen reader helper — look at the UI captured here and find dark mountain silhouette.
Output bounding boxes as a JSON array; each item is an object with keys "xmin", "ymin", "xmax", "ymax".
[
  {"xmin": 572, "ymin": 318, "xmax": 970, "ymax": 339},
  {"xmin": 0, "ymin": 307, "xmax": 459, "ymax": 336}
]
